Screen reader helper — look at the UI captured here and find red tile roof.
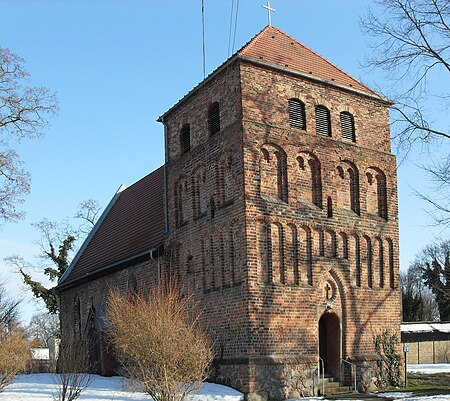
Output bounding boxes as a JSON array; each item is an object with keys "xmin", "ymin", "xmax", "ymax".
[
  {"xmin": 159, "ymin": 26, "xmax": 384, "ymax": 121},
  {"xmin": 60, "ymin": 166, "xmax": 165, "ymax": 286},
  {"xmin": 237, "ymin": 26, "xmax": 379, "ymax": 97}
]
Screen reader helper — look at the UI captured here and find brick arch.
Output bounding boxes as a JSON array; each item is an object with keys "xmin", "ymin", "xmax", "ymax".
[
  {"xmin": 324, "ymin": 229, "xmax": 337, "ymax": 258},
  {"xmin": 366, "ymin": 167, "xmax": 388, "ymax": 220},
  {"xmin": 385, "ymin": 237, "xmax": 396, "ymax": 289},
  {"xmin": 299, "ymin": 224, "xmax": 313, "ymax": 285},
  {"xmin": 327, "ymin": 268, "xmax": 347, "ymax": 305},
  {"xmin": 374, "ymin": 236, "xmax": 384, "ymax": 288},
  {"xmin": 259, "ymin": 143, "xmax": 288, "ymax": 203},
  {"xmin": 286, "ymin": 223, "xmax": 300, "ymax": 285},
  {"xmin": 214, "ymin": 221, "xmax": 237, "ymax": 288},
  {"xmin": 270, "ymin": 221, "xmax": 286, "ymax": 284},
  {"xmin": 173, "ymin": 175, "xmax": 189, "ymax": 227},
  {"xmin": 338, "ymin": 231, "xmax": 349, "ymax": 259},
  {"xmin": 349, "ymin": 232, "xmax": 361, "ymax": 287},
  {"xmin": 363, "ymin": 235, "xmax": 373, "ymax": 288},
  {"xmin": 296, "ymin": 151, "xmax": 322, "ymax": 208},
  {"xmin": 192, "ymin": 164, "xmax": 207, "ymax": 218},
  {"xmin": 199, "ymin": 237, "xmax": 207, "ymax": 291},
  {"xmin": 257, "ymin": 218, "xmax": 273, "ymax": 283},
  {"xmin": 336, "ymin": 160, "xmax": 360, "ymax": 215},
  {"xmin": 312, "ymin": 226, "xmax": 324, "ymax": 257},
  {"xmin": 218, "ymin": 150, "xmax": 234, "ymax": 206}
]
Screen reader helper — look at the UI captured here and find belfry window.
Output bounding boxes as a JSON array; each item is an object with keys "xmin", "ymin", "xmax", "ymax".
[
  {"xmin": 180, "ymin": 124, "xmax": 191, "ymax": 155},
  {"xmin": 288, "ymin": 98, "xmax": 306, "ymax": 130},
  {"xmin": 340, "ymin": 112, "xmax": 356, "ymax": 142},
  {"xmin": 208, "ymin": 102, "xmax": 221, "ymax": 136},
  {"xmin": 316, "ymin": 105, "xmax": 331, "ymax": 137}
]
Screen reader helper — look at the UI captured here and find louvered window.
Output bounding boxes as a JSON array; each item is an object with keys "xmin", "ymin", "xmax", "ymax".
[
  {"xmin": 180, "ymin": 124, "xmax": 191, "ymax": 155},
  {"xmin": 208, "ymin": 102, "xmax": 220, "ymax": 136},
  {"xmin": 315, "ymin": 105, "xmax": 331, "ymax": 136},
  {"xmin": 288, "ymin": 98, "xmax": 306, "ymax": 130},
  {"xmin": 340, "ymin": 112, "xmax": 355, "ymax": 142}
]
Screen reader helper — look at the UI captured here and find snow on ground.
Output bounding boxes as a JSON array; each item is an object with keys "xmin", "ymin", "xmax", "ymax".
[
  {"xmin": 1, "ymin": 366, "xmax": 450, "ymax": 401},
  {"xmin": 0, "ymin": 374, "xmax": 244, "ymax": 401},
  {"xmin": 408, "ymin": 364, "xmax": 450, "ymax": 374}
]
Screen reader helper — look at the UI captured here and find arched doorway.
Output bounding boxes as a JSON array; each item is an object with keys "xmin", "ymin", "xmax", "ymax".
[{"xmin": 318, "ymin": 312, "xmax": 340, "ymax": 378}]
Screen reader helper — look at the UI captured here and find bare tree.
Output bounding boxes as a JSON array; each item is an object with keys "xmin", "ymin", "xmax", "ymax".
[
  {"xmin": 413, "ymin": 239, "xmax": 450, "ymax": 321},
  {"xmin": 27, "ymin": 312, "xmax": 60, "ymax": 347},
  {"xmin": 0, "ymin": 284, "xmax": 29, "ymax": 392},
  {"xmin": 5, "ymin": 199, "xmax": 100, "ymax": 314},
  {"xmin": 107, "ymin": 284, "xmax": 213, "ymax": 401},
  {"xmin": 361, "ymin": 0, "xmax": 450, "ymax": 224},
  {"xmin": 0, "ymin": 47, "xmax": 58, "ymax": 224},
  {"xmin": 0, "ymin": 282, "xmax": 20, "ymax": 331},
  {"xmin": 401, "ymin": 264, "xmax": 439, "ymax": 321}
]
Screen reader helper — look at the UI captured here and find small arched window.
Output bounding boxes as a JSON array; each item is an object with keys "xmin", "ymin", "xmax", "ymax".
[
  {"xmin": 208, "ymin": 102, "xmax": 220, "ymax": 136},
  {"xmin": 315, "ymin": 105, "xmax": 331, "ymax": 137},
  {"xmin": 288, "ymin": 98, "xmax": 306, "ymax": 130},
  {"xmin": 180, "ymin": 124, "xmax": 191, "ymax": 155},
  {"xmin": 340, "ymin": 112, "xmax": 356, "ymax": 142}
]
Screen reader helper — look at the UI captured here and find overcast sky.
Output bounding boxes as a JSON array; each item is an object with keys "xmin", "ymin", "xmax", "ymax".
[{"xmin": 0, "ymin": 0, "xmax": 448, "ymax": 324}]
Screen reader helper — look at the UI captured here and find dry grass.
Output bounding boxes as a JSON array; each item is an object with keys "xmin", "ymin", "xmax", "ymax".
[
  {"xmin": 107, "ymin": 285, "xmax": 213, "ymax": 401},
  {"xmin": 0, "ymin": 325, "xmax": 31, "ymax": 392}
]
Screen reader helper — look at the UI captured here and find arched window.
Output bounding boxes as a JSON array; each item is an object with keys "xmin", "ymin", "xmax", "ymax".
[
  {"xmin": 287, "ymin": 224, "xmax": 300, "ymax": 285},
  {"xmin": 386, "ymin": 238, "xmax": 395, "ymax": 289},
  {"xmin": 288, "ymin": 98, "xmax": 306, "ymax": 130},
  {"xmin": 180, "ymin": 124, "xmax": 191, "ymax": 154},
  {"xmin": 174, "ymin": 177, "xmax": 189, "ymax": 226},
  {"xmin": 258, "ymin": 220, "xmax": 272, "ymax": 283},
  {"xmin": 208, "ymin": 102, "xmax": 220, "ymax": 136},
  {"xmin": 366, "ymin": 168, "xmax": 388, "ymax": 220},
  {"xmin": 200, "ymin": 239, "xmax": 207, "ymax": 291},
  {"xmin": 271, "ymin": 222, "xmax": 285, "ymax": 284},
  {"xmin": 327, "ymin": 197, "xmax": 333, "ymax": 218},
  {"xmin": 193, "ymin": 166, "xmax": 207, "ymax": 218},
  {"xmin": 348, "ymin": 167, "xmax": 360, "ymax": 215},
  {"xmin": 376, "ymin": 237, "xmax": 384, "ymax": 288},
  {"xmin": 74, "ymin": 298, "xmax": 82, "ymax": 339},
  {"xmin": 296, "ymin": 152, "xmax": 323, "ymax": 208},
  {"xmin": 364, "ymin": 236, "xmax": 373, "ymax": 288},
  {"xmin": 260, "ymin": 144, "xmax": 288, "ymax": 203},
  {"xmin": 316, "ymin": 105, "xmax": 331, "ymax": 137},
  {"xmin": 340, "ymin": 112, "xmax": 356, "ymax": 142}
]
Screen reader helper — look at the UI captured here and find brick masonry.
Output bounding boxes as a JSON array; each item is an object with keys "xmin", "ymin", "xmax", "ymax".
[{"xmin": 59, "ymin": 31, "xmax": 401, "ymax": 400}]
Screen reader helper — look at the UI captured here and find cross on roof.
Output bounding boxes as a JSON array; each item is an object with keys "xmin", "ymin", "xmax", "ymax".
[{"xmin": 261, "ymin": 1, "xmax": 276, "ymax": 26}]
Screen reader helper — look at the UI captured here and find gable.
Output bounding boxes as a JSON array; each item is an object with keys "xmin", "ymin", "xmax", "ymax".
[
  {"xmin": 237, "ymin": 26, "xmax": 379, "ymax": 98},
  {"xmin": 59, "ymin": 166, "xmax": 165, "ymax": 287}
]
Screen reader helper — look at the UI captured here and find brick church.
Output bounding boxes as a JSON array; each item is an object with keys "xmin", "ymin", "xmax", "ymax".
[{"xmin": 57, "ymin": 26, "xmax": 401, "ymax": 399}]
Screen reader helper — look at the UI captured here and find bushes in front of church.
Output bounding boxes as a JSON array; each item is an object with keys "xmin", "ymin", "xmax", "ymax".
[
  {"xmin": 106, "ymin": 284, "xmax": 213, "ymax": 401},
  {"xmin": 0, "ymin": 324, "xmax": 31, "ymax": 392}
]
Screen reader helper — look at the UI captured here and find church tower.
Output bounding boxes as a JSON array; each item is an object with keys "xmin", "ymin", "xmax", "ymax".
[{"xmin": 160, "ymin": 26, "xmax": 401, "ymax": 399}]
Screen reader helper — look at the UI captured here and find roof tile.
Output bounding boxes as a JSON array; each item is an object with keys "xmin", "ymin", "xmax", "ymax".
[
  {"xmin": 237, "ymin": 26, "xmax": 379, "ymax": 96},
  {"xmin": 61, "ymin": 166, "xmax": 165, "ymax": 284}
]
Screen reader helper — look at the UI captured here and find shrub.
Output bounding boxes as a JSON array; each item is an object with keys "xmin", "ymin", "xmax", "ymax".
[
  {"xmin": 0, "ymin": 325, "xmax": 31, "ymax": 392},
  {"xmin": 53, "ymin": 340, "xmax": 92, "ymax": 401},
  {"xmin": 107, "ymin": 284, "xmax": 213, "ymax": 401}
]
